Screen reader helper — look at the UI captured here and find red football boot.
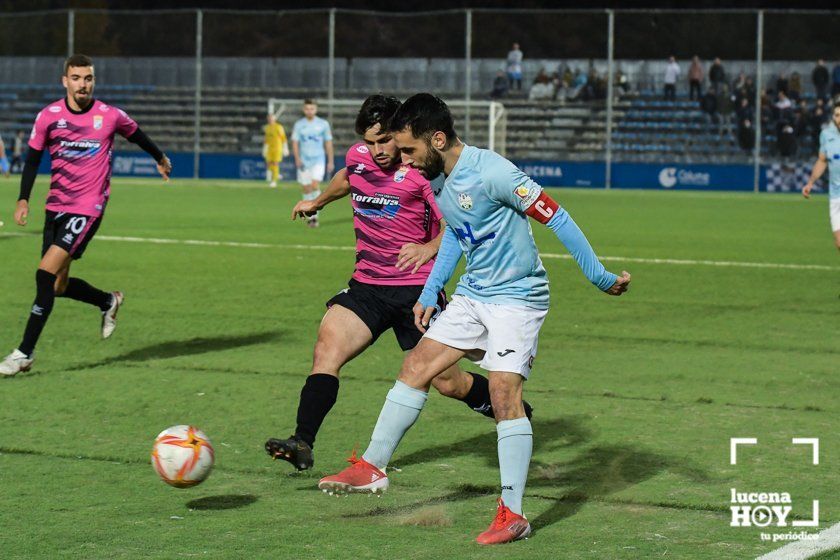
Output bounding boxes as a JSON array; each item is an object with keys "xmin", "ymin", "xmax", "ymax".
[
  {"xmin": 475, "ymin": 498, "xmax": 532, "ymax": 545},
  {"xmin": 318, "ymin": 451, "xmax": 389, "ymax": 495}
]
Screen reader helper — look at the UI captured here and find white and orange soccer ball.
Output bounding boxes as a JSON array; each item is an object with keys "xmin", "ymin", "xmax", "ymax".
[{"xmin": 151, "ymin": 425, "xmax": 215, "ymax": 488}]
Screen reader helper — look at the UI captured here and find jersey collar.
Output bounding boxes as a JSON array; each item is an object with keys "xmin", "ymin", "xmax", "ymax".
[{"xmin": 65, "ymin": 97, "xmax": 95, "ymax": 115}]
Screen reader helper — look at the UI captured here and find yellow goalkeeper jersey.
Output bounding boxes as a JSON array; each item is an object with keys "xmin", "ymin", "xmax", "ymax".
[{"xmin": 264, "ymin": 122, "xmax": 287, "ymax": 150}]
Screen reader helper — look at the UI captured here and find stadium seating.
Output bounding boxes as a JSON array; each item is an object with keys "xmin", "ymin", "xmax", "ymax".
[{"xmin": 0, "ymin": 57, "xmax": 828, "ymax": 163}]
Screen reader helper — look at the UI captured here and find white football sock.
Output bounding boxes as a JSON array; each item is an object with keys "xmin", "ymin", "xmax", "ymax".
[
  {"xmin": 362, "ymin": 381, "xmax": 428, "ymax": 469},
  {"xmin": 497, "ymin": 417, "xmax": 532, "ymax": 516}
]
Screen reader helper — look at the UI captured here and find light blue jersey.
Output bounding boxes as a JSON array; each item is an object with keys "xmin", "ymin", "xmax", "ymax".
[
  {"xmin": 818, "ymin": 125, "xmax": 840, "ymax": 199},
  {"xmin": 433, "ymin": 145, "xmax": 551, "ymax": 308},
  {"xmin": 292, "ymin": 116, "xmax": 332, "ymax": 168}
]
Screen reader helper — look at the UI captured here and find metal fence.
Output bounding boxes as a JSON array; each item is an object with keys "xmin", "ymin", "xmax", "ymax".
[{"xmin": 1, "ymin": 8, "xmax": 839, "ymax": 189}]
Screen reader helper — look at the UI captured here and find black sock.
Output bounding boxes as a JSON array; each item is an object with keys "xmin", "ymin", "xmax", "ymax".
[
  {"xmin": 18, "ymin": 269, "xmax": 57, "ymax": 358},
  {"xmin": 60, "ymin": 277, "xmax": 112, "ymax": 311},
  {"xmin": 294, "ymin": 373, "xmax": 339, "ymax": 448},
  {"xmin": 462, "ymin": 372, "xmax": 495, "ymax": 419}
]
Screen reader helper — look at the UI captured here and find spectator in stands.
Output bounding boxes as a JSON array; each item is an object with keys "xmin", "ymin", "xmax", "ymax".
[
  {"xmin": 562, "ymin": 66, "xmax": 573, "ymax": 89},
  {"xmin": 737, "ymin": 109, "xmax": 755, "ymax": 153},
  {"xmin": 663, "ymin": 56, "xmax": 680, "ymax": 101},
  {"xmin": 736, "ymin": 97, "xmax": 753, "ymax": 125},
  {"xmin": 688, "ymin": 56, "xmax": 704, "ymax": 100},
  {"xmin": 709, "ymin": 57, "xmax": 726, "ymax": 93},
  {"xmin": 775, "ymin": 73, "xmax": 789, "ymax": 97},
  {"xmin": 568, "ymin": 68, "xmax": 588, "ymax": 100},
  {"xmin": 701, "ymin": 89, "xmax": 718, "ymax": 122},
  {"xmin": 832, "ymin": 62, "xmax": 840, "ymax": 97},
  {"xmin": 506, "ymin": 42, "xmax": 523, "ymax": 91},
  {"xmin": 490, "ymin": 70, "xmax": 508, "ymax": 100},
  {"xmin": 717, "ymin": 83, "xmax": 735, "ymax": 137},
  {"xmin": 615, "ymin": 69, "xmax": 630, "ymax": 95},
  {"xmin": 733, "ymin": 72, "xmax": 748, "ymax": 93},
  {"xmin": 793, "ymin": 100, "xmax": 809, "ymax": 139},
  {"xmin": 789, "ymin": 72, "xmax": 802, "ymax": 102},
  {"xmin": 744, "ymin": 76, "xmax": 756, "ymax": 104},
  {"xmin": 812, "ymin": 59, "xmax": 829, "ymax": 101},
  {"xmin": 774, "ymin": 91, "xmax": 793, "ymax": 121},
  {"xmin": 759, "ymin": 89, "xmax": 773, "ymax": 131},
  {"xmin": 11, "ymin": 130, "xmax": 26, "ymax": 174},
  {"xmin": 528, "ymin": 68, "xmax": 554, "ymax": 102},
  {"xmin": 777, "ymin": 121, "xmax": 797, "ymax": 158},
  {"xmin": 583, "ymin": 65, "xmax": 603, "ymax": 101},
  {"xmin": 551, "ymin": 67, "xmax": 568, "ymax": 102}
]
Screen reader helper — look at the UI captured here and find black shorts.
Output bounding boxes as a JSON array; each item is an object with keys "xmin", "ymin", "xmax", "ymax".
[
  {"xmin": 327, "ymin": 279, "xmax": 447, "ymax": 351},
  {"xmin": 42, "ymin": 211, "xmax": 102, "ymax": 260}
]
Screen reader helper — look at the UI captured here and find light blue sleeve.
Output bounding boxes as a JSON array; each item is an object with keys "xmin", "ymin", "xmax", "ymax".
[
  {"xmin": 480, "ymin": 151, "xmax": 544, "ymax": 212},
  {"xmin": 322, "ymin": 120, "xmax": 333, "ymax": 142},
  {"xmin": 291, "ymin": 121, "xmax": 301, "ymax": 142},
  {"xmin": 818, "ymin": 129, "xmax": 826, "ymax": 156},
  {"xmin": 547, "ymin": 209, "xmax": 617, "ymax": 292},
  {"xmin": 418, "ymin": 226, "xmax": 462, "ymax": 308}
]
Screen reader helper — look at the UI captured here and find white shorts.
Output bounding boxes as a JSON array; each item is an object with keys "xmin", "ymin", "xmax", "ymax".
[
  {"xmin": 297, "ymin": 164, "xmax": 325, "ymax": 185},
  {"xmin": 424, "ymin": 295, "xmax": 548, "ymax": 379},
  {"xmin": 830, "ymin": 198, "xmax": 840, "ymax": 232}
]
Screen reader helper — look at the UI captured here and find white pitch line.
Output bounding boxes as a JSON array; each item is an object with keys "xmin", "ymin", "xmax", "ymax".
[
  {"xmin": 756, "ymin": 522, "xmax": 840, "ymax": 560},
  {"xmin": 1, "ymin": 231, "xmax": 837, "ymax": 271}
]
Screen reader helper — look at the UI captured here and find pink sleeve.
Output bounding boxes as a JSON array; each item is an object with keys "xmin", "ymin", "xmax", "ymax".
[
  {"xmin": 27, "ymin": 111, "xmax": 48, "ymax": 151},
  {"xmin": 115, "ymin": 108, "xmax": 139, "ymax": 138}
]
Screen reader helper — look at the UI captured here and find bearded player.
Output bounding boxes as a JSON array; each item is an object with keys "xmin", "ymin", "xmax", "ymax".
[
  {"xmin": 0, "ymin": 54, "xmax": 171, "ymax": 376},
  {"xmin": 319, "ymin": 94, "xmax": 629, "ymax": 544},
  {"xmin": 265, "ymin": 95, "xmax": 530, "ymax": 471}
]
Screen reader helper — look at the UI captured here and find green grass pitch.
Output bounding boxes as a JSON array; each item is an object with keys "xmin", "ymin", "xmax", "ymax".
[{"xmin": 0, "ymin": 176, "xmax": 837, "ymax": 559}]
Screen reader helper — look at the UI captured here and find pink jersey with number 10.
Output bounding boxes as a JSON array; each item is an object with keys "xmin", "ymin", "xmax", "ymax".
[
  {"xmin": 28, "ymin": 98, "xmax": 138, "ymax": 217},
  {"xmin": 346, "ymin": 143, "xmax": 443, "ymax": 286}
]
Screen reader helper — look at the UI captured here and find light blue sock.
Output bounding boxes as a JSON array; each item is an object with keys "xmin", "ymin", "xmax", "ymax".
[
  {"xmin": 497, "ymin": 417, "xmax": 533, "ymax": 516},
  {"xmin": 362, "ymin": 381, "xmax": 428, "ymax": 469}
]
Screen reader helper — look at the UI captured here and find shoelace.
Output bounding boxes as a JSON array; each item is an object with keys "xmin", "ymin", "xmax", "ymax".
[
  {"xmin": 491, "ymin": 499, "xmax": 509, "ymax": 529},
  {"xmin": 345, "ymin": 448, "xmax": 362, "ymax": 466}
]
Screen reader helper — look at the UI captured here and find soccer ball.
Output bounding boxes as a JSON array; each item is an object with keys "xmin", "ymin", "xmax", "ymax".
[{"xmin": 151, "ymin": 425, "xmax": 215, "ymax": 488}]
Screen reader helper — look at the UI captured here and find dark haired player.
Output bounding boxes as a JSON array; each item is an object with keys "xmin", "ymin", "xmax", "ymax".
[
  {"xmin": 319, "ymin": 94, "xmax": 630, "ymax": 544},
  {"xmin": 0, "ymin": 54, "xmax": 171, "ymax": 376},
  {"xmin": 265, "ymin": 95, "xmax": 529, "ymax": 471}
]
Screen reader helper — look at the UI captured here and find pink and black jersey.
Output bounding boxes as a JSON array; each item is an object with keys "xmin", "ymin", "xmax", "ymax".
[
  {"xmin": 28, "ymin": 98, "xmax": 138, "ymax": 217},
  {"xmin": 346, "ymin": 143, "xmax": 442, "ymax": 286}
]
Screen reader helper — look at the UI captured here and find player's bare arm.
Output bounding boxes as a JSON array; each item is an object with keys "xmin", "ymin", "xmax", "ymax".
[
  {"xmin": 803, "ymin": 152, "xmax": 827, "ymax": 199},
  {"xmin": 292, "ymin": 140, "xmax": 302, "ymax": 169},
  {"xmin": 325, "ymin": 140, "xmax": 335, "ymax": 174},
  {"xmin": 292, "ymin": 167, "xmax": 349, "ymax": 220},
  {"xmin": 397, "ymin": 222, "xmax": 447, "ymax": 273}
]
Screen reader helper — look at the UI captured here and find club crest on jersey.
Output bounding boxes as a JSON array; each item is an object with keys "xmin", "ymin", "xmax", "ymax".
[
  {"xmin": 93, "ymin": 115, "xmax": 103, "ymax": 130},
  {"xmin": 458, "ymin": 193, "xmax": 473, "ymax": 210},
  {"xmin": 393, "ymin": 168, "xmax": 407, "ymax": 183},
  {"xmin": 356, "ymin": 145, "xmax": 369, "ymax": 154},
  {"xmin": 354, "ymin": 163, "xmax": 366, "ymax": 174},
  {"xmin": 514, "ymin": 183, "xmax": 541, "ymax": 207},
  {"xmin": 57, "ymin": 119, "xmax": 67, "ymax": 129}
]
